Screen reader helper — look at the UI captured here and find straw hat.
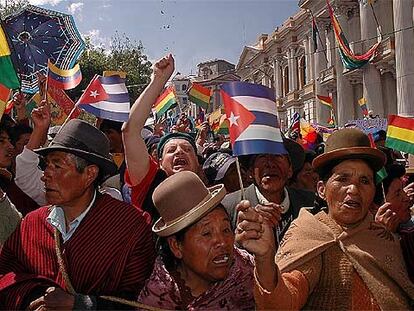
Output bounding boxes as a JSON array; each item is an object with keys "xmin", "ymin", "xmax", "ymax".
[
  {"xmin": 152, "ymin": 171, "xmax": 226, "ymax": 237},
  {"xmin": 313, "ymin": 128, "xmax": 386, "ymax": 177}
]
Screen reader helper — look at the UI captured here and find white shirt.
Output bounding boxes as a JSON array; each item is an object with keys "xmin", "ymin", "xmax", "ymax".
[
  {"xmin": 255, "ymin": 186, "xmax": 290, "ymax": 214},
  {"xmin": 47, "ymin": 191, "xmax": 96, "ymax": 243},
  {"xmin": 15, "ymin": 146, "xmax": 47, "ymax": 206}
]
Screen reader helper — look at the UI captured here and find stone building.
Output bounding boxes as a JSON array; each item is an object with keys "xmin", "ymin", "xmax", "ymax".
[
  {"xmin": 192, "ymin": 59, "xmax": 240, "ymax": 114},
  {"xmin": 236, "ymin": 0, "xmax": 414, "ymax": 128},
  {"xmin": 169, "ymin": 59, "xmax": 239, "ymax": 121}
]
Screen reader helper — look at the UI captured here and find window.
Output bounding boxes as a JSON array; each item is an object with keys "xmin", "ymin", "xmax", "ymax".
[
  {"xmin": 303, "ymin": 99, "xmax": 316, "ymax": 123},
  {"xmin": 299, "ymin": 56, "xmax": 306, "ymax": 89},
  {"xmin": 181, "ymin": 84, "xmax": 187, "ymax": 91}
]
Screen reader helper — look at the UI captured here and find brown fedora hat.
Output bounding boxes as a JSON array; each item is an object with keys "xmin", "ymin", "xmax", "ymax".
[
  {"xmin": 35, "ymin": 119, "xmax": 118, "ymax": 179},
  {"xmin": 313, "ymin": 128, "xmax": 386, "ymax": 177},
  {"xmin": 152, "ymin": 171, "xmax": 226, "ymax": 237}
]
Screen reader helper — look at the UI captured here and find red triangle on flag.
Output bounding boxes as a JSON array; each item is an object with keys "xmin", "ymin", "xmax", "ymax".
[
  {"xmin": 78, "ymin": 75, "xmax": 109, "ymax": 104},
  {"xmin": 221, "ymin": 90, "xmax": 256, "ymax": 144}
]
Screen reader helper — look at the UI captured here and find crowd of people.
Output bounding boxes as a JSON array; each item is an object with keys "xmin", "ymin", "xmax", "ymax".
[{"xmin": 0, "ymin": 54, "xmax": 413, "ymax": 309}]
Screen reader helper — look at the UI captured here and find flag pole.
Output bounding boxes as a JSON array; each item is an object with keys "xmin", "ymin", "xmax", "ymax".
[
  {"xmin": 235, "ymin": 157, "xmax": 245, "ymax": 200},
  {"xmin": 381, "ymin": 182, "xmax": 387, "ymax": 203},
  {"xmin": 47, "ymin": 74, "xmax": 98, "ymax": 146},
  {"xmin": 43, "ymin": 60, "xmax": 50, "ymax": 102},
  {"xmin": 47, "ymin": 103, "xmax": 79, "ymax": 146}
]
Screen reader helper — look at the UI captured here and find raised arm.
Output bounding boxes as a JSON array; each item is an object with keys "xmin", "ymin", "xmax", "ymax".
[
  {"xmin": 122, "ymin": 54, "xmax": 175, "ymax": 185},
  {"xmin": 14, "ymin": 103, "xmax": 50, "ymax": 206}
]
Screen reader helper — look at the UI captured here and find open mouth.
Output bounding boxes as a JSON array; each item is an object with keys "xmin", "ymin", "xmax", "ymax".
[
  {"xmin": 262, "ymin": 171, "xmax": 279, "ymax": 180},
  {"xmin": 173, "ymin": 157, "xmax": 188, "ymax": 168},
  {"xmin": 343, "ymin": 199, "xmax": 361, "ymax": 209},
  {"xmin": 212, "ymin": 254, "xmax": 230, "ymax": 265}
]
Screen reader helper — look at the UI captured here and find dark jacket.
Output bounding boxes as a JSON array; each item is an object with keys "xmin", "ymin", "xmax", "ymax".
[{"xmin": 222, "ymin": 184, "xmax": 316, "ymax": 239}]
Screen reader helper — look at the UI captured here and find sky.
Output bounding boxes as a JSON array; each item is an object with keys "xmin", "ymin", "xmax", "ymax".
[{"xmin": 25, "ymin": 0, "xmax": 299, "ymax": 75}]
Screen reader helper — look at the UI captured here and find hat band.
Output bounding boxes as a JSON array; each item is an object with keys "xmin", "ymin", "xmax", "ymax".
[
  {"xmin": 161, "ymin": 192, "xmax": 213, "ymax": 228},
  {"xmin": 53, "ymin": 135, "xmax": 103, "ymax": 158}
]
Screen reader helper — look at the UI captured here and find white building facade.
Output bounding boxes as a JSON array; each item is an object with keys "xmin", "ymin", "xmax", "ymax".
[{"xmin": 236, "ymin": 0, "xmax": 414, "ymax": 129}]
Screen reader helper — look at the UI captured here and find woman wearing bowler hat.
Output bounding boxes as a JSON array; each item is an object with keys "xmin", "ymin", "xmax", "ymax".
[
  {"xmin": 236, "ymin": 128, "xmax": 414, "ymax": 310},
  {"xmin": 138, "ymin": 171, "xmax": 254, "ymax": 310}
]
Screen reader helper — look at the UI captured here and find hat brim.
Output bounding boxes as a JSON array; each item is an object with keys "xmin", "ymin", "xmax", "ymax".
[
  {"xmin": 237, "ymin": 138, "xmax": 304, "ymax": 172},
  {"xmin": 215, "ymin": 157, "xmax": 236, "ymax": 181},
  {"xmin": 34, "ymin": 145, "xmax": 118, "ymax": 178},
  {"xmin": 153, "ymin": 184, "xmax": 226, "ymax": 237},
  {"xmin": 406, "ymin": 167, "xmax": 414, "ymax": 175},
  {"xmin": 313, "ymin": 147, "xmax": 386, "ymax": 176},
  {"xmin": 283, "ymin": 138, "xmax": 305, "ymax": 173}
]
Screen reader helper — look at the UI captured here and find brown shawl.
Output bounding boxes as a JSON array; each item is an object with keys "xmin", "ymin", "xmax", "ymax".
[{"xmin": 276, "ymin": 209, "xmax": 414, "ymax": 310}]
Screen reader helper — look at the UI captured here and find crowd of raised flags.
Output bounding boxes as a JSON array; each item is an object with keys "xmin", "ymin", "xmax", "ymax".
[
  {"xmin": 0, "ymin": 0, "xmax": 412, "ymax": 187},
  {"xmin": 1, "ymin": 57, "xmax": 414, "ymax": 162}
]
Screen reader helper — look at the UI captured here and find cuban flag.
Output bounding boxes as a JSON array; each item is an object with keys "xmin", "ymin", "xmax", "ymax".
[
  {"xmin": 78, "ymin": 75, "xmax": 130, "ymax": 122},
  {"xmin": 221, "ymin": 81, "xmax": 287, "ymax": 156}
]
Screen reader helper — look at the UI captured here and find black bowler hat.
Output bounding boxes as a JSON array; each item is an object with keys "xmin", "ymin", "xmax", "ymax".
[{"xmin": 35, "ymin": 119, "xmax": 118, "ymax": 179}]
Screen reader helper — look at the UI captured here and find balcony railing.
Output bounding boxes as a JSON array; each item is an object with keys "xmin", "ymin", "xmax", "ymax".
[{"xmin": 319, "ymin": 66, "xmax": 336, "ymax": 85}]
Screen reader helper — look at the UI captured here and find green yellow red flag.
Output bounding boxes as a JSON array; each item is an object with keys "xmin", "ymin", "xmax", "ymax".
[
  {"xmin": 0, "ymin": 84, "xmax": 12, "ymax": 120},
  {"xmin": 0, "ymin": 25, "xmax": 20, "ymax": 89},
  {"xmin": 154, "ymin": 86, "xmax": 177, "ymax": 117},
  {"xmin": 385, "ymin": 114, "xmax": 414, "ymax": 154},
  {"xmin": 188, "ymin": 83, "xmax": 211, "ymax": 109}
]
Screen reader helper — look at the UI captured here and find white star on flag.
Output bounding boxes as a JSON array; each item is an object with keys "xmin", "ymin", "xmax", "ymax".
[
  {"xmin": 228, "ymin": 111, "xmax": 240, "ymax": 126},
  {"xmin": 90, "ymin": 90, "xmax": 99, "ymax": 98}
]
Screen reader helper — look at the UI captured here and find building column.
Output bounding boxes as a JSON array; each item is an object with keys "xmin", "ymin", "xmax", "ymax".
[
  {"xmin": 393, "ymin": 0, "xmax": 414, "ymax": 117},
  {"xmin": 314, "ymin": 21, "xmax": 330, "ymax": 124},
  {"xmin": 307, "ymin": 34, "xmax": 314, "ymax": 81},
  {"xmin": 303, "ymin": 37, "xmax": 310, "ymax": 84},
  {"xmin": 360, "ymin": 0, "xmax": 384, "ymax": 117},
  {"xmin": 287, "ymin": 50, "xmax": 293, "ymax": 92},
  {"xmin": 325, "ymin": 28, "xmax": 336, "ymax": 68},
  {"xmin": 335, "ymin": 14, "xmax": 354, "ymax": 126},
  {"xmin": 382, "ymin": 72, "xmax": 397, "ymax": 116},
  {"xmin": 291, "ymin": 47, "xmax": 298, "ymax": 91},
  {"xmin": 273, "ymin": 58, "xmax": 282, "ymax": 99}
]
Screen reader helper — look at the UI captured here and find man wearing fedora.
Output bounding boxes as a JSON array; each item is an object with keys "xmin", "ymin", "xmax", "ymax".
[
  {"xmin": 222, "ymin": 138, "xmax": 316, "ymax": 245},
  {"xmin": 122, "ymin": 54, "xmax": 201, "ymax": 221},
  {"xmin": 0, "ymin": 119, "xmax": 155, "ymax": 309}
]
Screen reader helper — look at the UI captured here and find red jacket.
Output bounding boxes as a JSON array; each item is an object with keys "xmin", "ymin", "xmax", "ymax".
[{"xmin": 0, "ymin": 194, "xmax": 155, "ymax": 308}]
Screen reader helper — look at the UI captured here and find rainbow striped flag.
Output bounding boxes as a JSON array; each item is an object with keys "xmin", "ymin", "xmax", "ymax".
[
  {"xmin": 385, "ymin": 115, "xmax": 414, "ymax": 154},
  {"xmin": 188, "ymin": 83, "xmax": 211, "ymax": 109},
  {"xmin": 154, "ymin": 86, "xmax": 177, "ymax": 117},
  {"xmin": 0, "ymin": 25, "xmax": 19, "ymax": 89},
  {"xmin": 317, "ymin": 94, "xmax": 333, "ymax": 109},
  {"xmin": 327, "ymin": 0, "xmax": 379, "ymax": 70},
  {"xmin": 47, "ymin": 60, "xmax": 82, "ymax": 90},
  {"xmin": 0, "ymin": 84, "xmax": 12, "ymax": 120},
  {"xmin": 358, "ymin": 97, "xmax": 369, "ymax": 116},
  {"xmin": 214, "ymin": 114, "xmax": 229, "ymax": 135}
]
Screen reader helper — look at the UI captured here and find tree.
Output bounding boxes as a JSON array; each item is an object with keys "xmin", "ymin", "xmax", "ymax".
[
  {"xmin": 70, "ymin": 33, "xmax": 152, "ymax": 103},
  {"xmin": 108, "ymin": 32, "xmax": 152, "ymax": 101}
]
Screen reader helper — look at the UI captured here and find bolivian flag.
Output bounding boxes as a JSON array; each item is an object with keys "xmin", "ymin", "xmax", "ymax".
[
  {"xmin": 154, "ymin": 86, "xmax": 177, "ymax": 117},
  {"xmin": 188, "ymin": 83, "xmax": 211, "ymax": 110},
  {"xmin": 317, "ymin": 94, "xmax": 333, "ymax": 109},
  {"xmin": 385, "ymin": 115, "xmax": 414, "ymax": 154},
  {"xmin": 0, "ymin": 25, "xmax": 19, "ymax": 89},
  {"xmin": 0, "ymin": 84, "xmax": 12, "ymax": 120}
]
